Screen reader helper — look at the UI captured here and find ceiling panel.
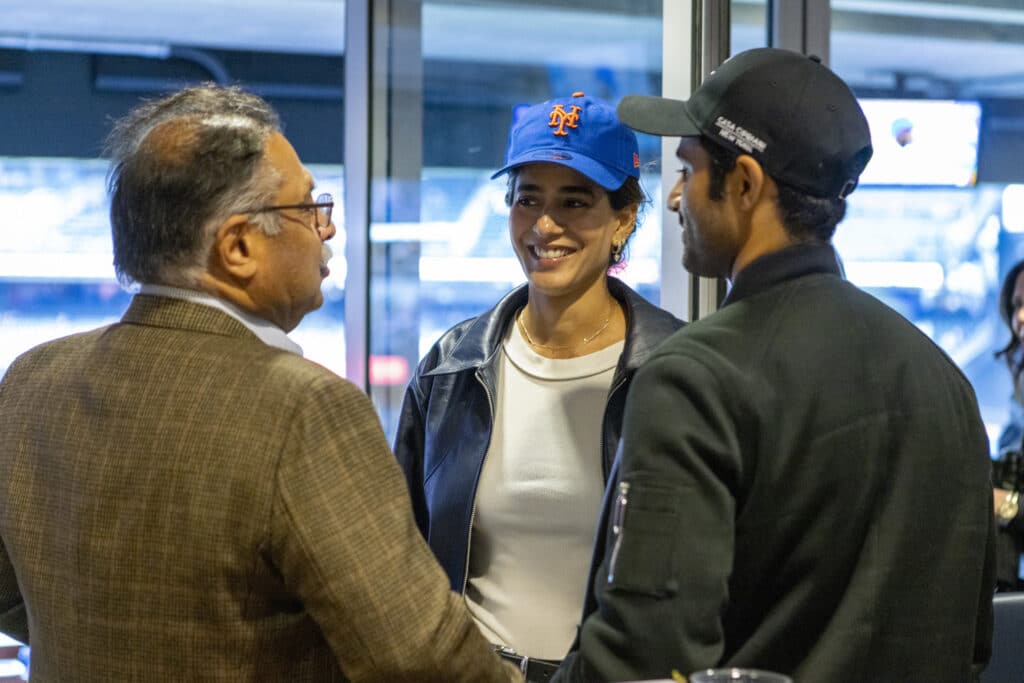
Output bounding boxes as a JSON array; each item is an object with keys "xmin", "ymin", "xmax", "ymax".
[{"xmin": 0, "ymin": 0, "xmax": 1020, "ymax": 96}]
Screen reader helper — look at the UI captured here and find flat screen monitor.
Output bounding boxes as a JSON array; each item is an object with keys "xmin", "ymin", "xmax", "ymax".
[{"xmin": 858, "ymin": 98, "xmax": 982, "ymax": 188}]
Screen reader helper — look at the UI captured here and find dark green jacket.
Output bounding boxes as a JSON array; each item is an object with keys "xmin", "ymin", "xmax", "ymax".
[{"xmin": 556, "ymin": 243, "xmax": 995, "ymax": 683}]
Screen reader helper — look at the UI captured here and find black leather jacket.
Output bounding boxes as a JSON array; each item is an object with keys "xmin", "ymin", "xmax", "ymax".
[{"xmin": 393, "ymin": 277, "xmax": 685, "ymax": 592}]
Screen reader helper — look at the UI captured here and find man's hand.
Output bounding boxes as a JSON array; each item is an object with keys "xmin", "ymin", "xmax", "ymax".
[{"xmin": 995, "ymin": 488, "xmax": 1011, "ymax": 516}]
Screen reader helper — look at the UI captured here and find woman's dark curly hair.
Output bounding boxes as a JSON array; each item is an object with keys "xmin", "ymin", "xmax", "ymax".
[{"xmin": 996, "ymin": 259, "xmax": 1024, "ymax": 384}]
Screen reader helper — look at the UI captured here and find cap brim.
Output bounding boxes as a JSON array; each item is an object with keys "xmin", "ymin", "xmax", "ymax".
[
  {"xmin": 490, "ymin": 149, "xmax": 632, "ymax": 191},
  {"xmin": 617, "ymin": 95, "xmax": 701, "ymax": 137}
]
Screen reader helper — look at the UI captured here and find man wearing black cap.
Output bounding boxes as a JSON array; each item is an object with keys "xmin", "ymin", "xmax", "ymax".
[{"xmin": 552, "ymin": 48, "xmax": 995, "ymax": 683}]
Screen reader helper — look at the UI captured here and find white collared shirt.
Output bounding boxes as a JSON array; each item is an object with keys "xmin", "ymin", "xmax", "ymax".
[{"xmin": 138, "ymin": 284, "xmax": 304, "ymax": 356}]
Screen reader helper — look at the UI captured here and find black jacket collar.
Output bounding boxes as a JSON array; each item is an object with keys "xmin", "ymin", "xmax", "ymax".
[{"xmin": 723, "ymin": 242, "xmax": 844, "ymax": 307}]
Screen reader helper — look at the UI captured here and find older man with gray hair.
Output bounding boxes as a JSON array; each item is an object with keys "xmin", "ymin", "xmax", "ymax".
[{"xmin": 0, "ymin": 84, "xmax": 521, "ymax": 683}]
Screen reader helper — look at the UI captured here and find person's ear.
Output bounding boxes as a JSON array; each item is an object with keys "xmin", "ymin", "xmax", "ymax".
[
  {"xmin": 614, "ymin": 203, "xmax": 639, "ymax": 243},
  {"xmin": 211, "ymin": 215, "xmax": 260, "ymax": 280},
  {"xmin": 732, "ymin": 155, "xmax": 768, "ymax": 211}
]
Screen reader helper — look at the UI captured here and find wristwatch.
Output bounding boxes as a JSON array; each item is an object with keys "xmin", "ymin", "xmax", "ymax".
[{"xmin": 998, "ymin": 490, "xmax": 1020, "ymax": 526}]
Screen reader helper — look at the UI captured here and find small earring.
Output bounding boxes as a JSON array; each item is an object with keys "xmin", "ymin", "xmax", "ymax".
[{"xmin": 611, "ymin": 240, "xmax": 623, "ymax": 262}]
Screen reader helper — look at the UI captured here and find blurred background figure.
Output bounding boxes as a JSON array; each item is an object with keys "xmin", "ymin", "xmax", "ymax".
[
  {"xmin": 993, "ymin": 258, "xmax": 1024, "ymax": 591},
  {"xmin": 891, "ymin": 116, "xmax": 914, "ymax": 147}
]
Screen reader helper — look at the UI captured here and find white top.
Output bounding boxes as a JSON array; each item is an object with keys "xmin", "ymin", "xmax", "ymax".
[
  {"xmin": 465, "ymin": 319, "xmax": 623, "ymax": 659},
  {"xmin": 139, "ymin": 284, "xmax": 303, "ymax": 356}
]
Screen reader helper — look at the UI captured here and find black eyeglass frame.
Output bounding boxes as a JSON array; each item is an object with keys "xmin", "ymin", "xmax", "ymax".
[{"xmin": 246, "ymin": 192, "xmax": 334, "ymax": 236}]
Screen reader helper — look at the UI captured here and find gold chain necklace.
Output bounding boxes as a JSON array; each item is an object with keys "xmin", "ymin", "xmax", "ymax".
[{"xmin": 515, "ymin": 305, "xmax": 613, "ymax": 352}]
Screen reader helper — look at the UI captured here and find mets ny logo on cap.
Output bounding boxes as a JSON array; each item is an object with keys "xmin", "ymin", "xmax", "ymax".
[{"xmin": 549, "ymin": 104, "xmax": 582, "ymax": 136}]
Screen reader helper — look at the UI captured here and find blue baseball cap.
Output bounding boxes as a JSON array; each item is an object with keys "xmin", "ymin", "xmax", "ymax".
[{"xmin": 491, "ymin": 92, "xmax": 641, "ymax": 191}]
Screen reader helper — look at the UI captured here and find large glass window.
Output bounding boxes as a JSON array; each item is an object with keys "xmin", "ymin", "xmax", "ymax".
[
  {"xmin": 366, "ymin": 0, "xmax": 665, "ymax": 438},
  {"xmin": 829, "ymin": 0, "xmax": 1024, "ymax": 449},
  {"xmin": 733, "ymin": 0, "xmax": 769, "ymax": 54},
  {"xmin": 0, "ymin": 3, "xmax": 346, "ymax": 379}
]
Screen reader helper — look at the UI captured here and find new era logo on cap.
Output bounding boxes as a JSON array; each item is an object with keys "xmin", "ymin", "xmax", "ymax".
[{"xmin": 492, "ymin": 92, "xmax": 641, "ymax": 191}]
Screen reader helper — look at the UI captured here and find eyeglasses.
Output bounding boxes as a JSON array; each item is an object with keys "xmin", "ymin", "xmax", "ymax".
[{"xmin": 246, "ymin": 192, "xmax": 334, "ymax": 237}]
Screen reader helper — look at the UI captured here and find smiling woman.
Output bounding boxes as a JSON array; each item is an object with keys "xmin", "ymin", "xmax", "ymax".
[
  {"xmin": 506, "ymin": 163, "xmax": 637, "ymax": 338},
  {"xmin": 392, "ymin": 93, "xmax": 684, "ymax": 670}
]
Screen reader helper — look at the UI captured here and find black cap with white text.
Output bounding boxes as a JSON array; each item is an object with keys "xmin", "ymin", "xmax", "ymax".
[{"xmin": 617, "ymin": 48, "xmax": 873, "ymax": 199}]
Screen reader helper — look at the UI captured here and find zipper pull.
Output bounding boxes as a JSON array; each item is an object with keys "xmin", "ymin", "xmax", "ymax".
[{"xmin": 607, "ymin": 481, "xmax": 630, "ymax": 583}]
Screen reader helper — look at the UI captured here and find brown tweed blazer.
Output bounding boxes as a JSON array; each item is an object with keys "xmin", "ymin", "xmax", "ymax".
[{"xmin": 0, "ymin": 295, "xmax": 519, "ymax": 683}]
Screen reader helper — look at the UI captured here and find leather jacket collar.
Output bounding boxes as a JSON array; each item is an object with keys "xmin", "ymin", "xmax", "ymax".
[{"xmin": 425, "ymin": 277, "xmax": 679, "ymax": 378}]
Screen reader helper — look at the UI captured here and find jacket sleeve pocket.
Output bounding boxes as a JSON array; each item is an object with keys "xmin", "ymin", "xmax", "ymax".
[{"xmin": 605, "ymin": 479, "xmax": 682, "ymax": 598}]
